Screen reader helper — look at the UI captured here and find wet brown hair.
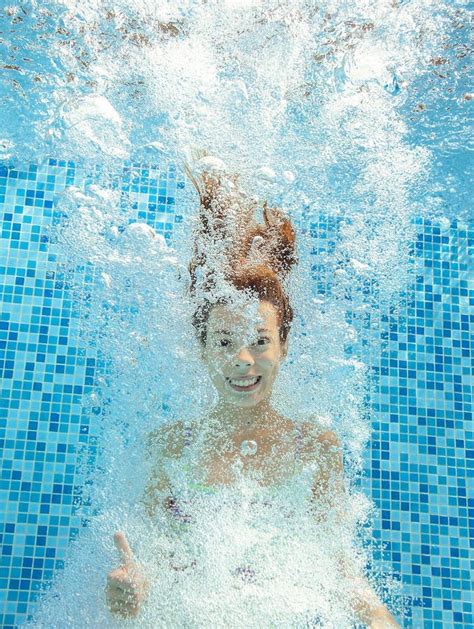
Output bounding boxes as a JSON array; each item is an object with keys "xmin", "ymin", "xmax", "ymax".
[{"xmin": 185, "ymin": 161, "xmax": 298, "ymax": 347}]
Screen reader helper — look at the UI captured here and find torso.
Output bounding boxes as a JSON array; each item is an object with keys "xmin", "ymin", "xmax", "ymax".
[
  {"xmin": 191, "ymin": 417, "xmax": 307, "ymax": 487},
  {"xmin": 143, "ymin": 414, "xmax": 334, "ymax": 520}
]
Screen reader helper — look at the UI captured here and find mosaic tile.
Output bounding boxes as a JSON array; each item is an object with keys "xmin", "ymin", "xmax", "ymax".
[{"xmin": 0, "ymin": 160, "xmax": 472, "ymax": 628}]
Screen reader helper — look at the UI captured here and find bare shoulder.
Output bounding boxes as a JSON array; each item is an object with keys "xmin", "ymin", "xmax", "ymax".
[
  {"xmin": 316, "ymin": 428, "xmax": 342, "ymax": 451},
  {"xmin": 297, "ymin": 418, "xmax": 342, "ymax": 456},
  {"xmin": 299, "ymin": 419, "xmax": 346, "ymax": 508}
]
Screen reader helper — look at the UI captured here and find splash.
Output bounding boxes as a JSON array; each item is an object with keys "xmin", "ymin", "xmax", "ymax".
[{"xmin": 4, "ymin": 0, "xmax": 468, "ymax": 626}]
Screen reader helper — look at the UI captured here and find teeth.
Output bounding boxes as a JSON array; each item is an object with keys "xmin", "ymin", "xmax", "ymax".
[{"xmin": 229, "ymin": 377, "xmax": 259, "ymax": 386}]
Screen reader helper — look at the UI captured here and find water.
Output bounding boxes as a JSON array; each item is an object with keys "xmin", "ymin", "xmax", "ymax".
[{"xmin": 0, "ymin": 1, "xmax": 472, "ymax": 627}]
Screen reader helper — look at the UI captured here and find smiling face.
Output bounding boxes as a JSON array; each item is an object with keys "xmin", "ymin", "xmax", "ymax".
[{"xmin": 201, "ymin": 300, "xmax": 288, "ymax": 408}]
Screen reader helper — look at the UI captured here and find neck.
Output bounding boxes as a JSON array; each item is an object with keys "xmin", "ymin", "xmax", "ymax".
[{"xmin": 210, "ymin": 398, "xmax": 279, "ymax": 433}]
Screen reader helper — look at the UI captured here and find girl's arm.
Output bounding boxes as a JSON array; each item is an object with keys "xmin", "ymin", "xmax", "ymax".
[
  {"xmin": 141, "ymin": 421, "xmax": 186, "ymax": 519},
  {"xmin": 309, "ymin": 428, "xmax": 401, "ymax": 629},
  {"xmin": 347, "ymin": 576, "xmax": 401, "ymax": 628}
]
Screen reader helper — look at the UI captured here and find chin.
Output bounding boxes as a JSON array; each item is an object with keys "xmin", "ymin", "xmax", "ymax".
[{"xmin": 243, "ymin": 399, "xmax": 260, "ymax": 407}]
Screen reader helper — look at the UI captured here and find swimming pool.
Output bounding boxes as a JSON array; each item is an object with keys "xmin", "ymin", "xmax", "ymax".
[
  {"xmin": 1, "ymin": 2, "xmax": 472, "ymax": 627},
  {"xmin": 1, "ymin": 157, "xmax": 472, "ymax": 627}
]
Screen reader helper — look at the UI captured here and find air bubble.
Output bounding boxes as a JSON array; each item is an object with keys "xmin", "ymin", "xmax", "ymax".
[
  {"xmin": 196, "ymin": 156, "xmax": 227, "ymax": 173},
  {"xmin": 383, "ymin": 74, "xmax": 401, "ymax": 95},
  {"xmin": 119, "ymin": 222, "xmax": 157, "ymax": 248},
  {"xmin": 256, "ymin": 167, "xmax": 276, "ymax": 182}
]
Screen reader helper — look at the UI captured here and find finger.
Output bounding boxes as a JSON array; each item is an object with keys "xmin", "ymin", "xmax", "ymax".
[
  {"xmin": 108, "ymin": 601, "xmax": 131, "ymax": 616},
  {"xmin": 108, "ymin": 598, "xmax": 139, "ymax": 617},
  {"xmin": 106, "ymin": 586, "xmax": 137, "ymax": 604},
  {"xmin": 106, "ymin": 579, "xmax": 135, "ymax": 594},
  {"xmin": 107, "ymin": 567, "xmax": 132, "ymax": 584},
  {"xmin": 114, "ymin": 531, "xmax": 134, "ymax": 565},
  {"xmin": 106, "ymin": 589, "xmax": 127, "ymax": 605},
  {"xmin": 107, "ymin": 593, "xmax": 136, "ymax": 610}
]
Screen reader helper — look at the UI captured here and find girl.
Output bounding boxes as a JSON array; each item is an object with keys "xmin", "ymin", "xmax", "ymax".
[{"xmin": 105, "ymin": 162, "xmax": 401, "ymax": 628}]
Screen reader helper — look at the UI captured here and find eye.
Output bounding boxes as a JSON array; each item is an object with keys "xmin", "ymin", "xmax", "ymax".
[
  {"xmin": 254, "ymin": 336, "xmax": 270, "ymax": 347},
  {"xmin": 218, "ymin": 338, "xmax": 231, "ymax": 347}
]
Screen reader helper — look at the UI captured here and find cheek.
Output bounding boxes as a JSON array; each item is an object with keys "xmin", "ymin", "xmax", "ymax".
[
  {"xmin": 257, "ymin": 353, "xmax": 280, "ymax": 376},
  {"xmin": 208, "ymin": 352, "xmax": 231, "ymax": 376}
]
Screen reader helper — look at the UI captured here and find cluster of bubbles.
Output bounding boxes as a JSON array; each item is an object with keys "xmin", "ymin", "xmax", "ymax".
[
  {"xmin": 2, "ymin": 0, "xmax": 469, "ymax": 286},
  {"xmin": 3, "ymin": 0, "xmax": 468, "ymax": 626},
  {"xmin": 31, "ymin": 161, "xmax": 404, "ymax": 627}
]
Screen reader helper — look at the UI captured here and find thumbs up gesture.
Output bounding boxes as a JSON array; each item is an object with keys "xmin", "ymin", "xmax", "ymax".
[{"xmin": 105, "ymin": 532, "xmax": 150, "ymax": 618}]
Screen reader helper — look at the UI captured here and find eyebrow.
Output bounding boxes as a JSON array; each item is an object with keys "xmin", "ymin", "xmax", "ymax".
[{"xmin": 212, "ymin": 328, "xmax": 271, "ymax": 335}]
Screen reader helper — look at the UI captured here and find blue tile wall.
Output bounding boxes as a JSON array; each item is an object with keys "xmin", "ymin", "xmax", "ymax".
[
  {"xmin": 365, "ymin": 219, "xmax": 472, "ymax": 629},
  {"xmin": 0, "ymin": 160, "xmax": 472, "ymax": 628}
]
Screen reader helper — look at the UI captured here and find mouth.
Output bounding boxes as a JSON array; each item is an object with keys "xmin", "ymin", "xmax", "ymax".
[{"xmin": 226, "ymin": 375, "xmax": 262, "ymax": 392}]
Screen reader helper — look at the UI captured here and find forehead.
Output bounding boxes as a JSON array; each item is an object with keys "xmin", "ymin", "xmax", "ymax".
[{"xmin": 207, "ymin": 301, "xmax": 279, "ymax": 334}]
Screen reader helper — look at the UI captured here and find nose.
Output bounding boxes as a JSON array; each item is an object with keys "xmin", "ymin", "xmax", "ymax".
[{"xmin": 234, "ymin": 346, "xmax": 254, "ymax": 368}]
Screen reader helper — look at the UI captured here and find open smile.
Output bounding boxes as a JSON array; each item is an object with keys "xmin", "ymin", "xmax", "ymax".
[{"xmin": 226, "ymin": 376, "xmax": 262, "ymax": 392}]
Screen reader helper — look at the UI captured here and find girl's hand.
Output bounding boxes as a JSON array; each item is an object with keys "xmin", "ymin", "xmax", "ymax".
[{"xmin": 105, "ymin": 532, "xmax": 150, "ymax": 618}]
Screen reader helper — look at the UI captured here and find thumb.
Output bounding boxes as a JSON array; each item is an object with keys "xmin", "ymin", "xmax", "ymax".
[{"xmin": 114, "ymin": 531, "xmax": 134, "ymax": 566}]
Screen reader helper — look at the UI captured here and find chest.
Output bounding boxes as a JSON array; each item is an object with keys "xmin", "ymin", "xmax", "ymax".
[{"xmin": 194, "ymin": 429, "xmax": 301, "ymax": 488}]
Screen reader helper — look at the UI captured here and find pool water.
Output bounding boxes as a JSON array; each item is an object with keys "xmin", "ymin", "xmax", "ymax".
[
  {"xmin": 0, "ymin": 1, "xmax": 472, "ymax": 627},
  {"xmin": 1, "ymin": 159, "xmax": 472, "ymax": 628}
]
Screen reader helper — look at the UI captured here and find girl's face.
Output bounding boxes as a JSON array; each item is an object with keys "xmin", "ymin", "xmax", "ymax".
[{"xmin": 201, "ymin": 300, "xmax": 287, "ymax": 408}]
